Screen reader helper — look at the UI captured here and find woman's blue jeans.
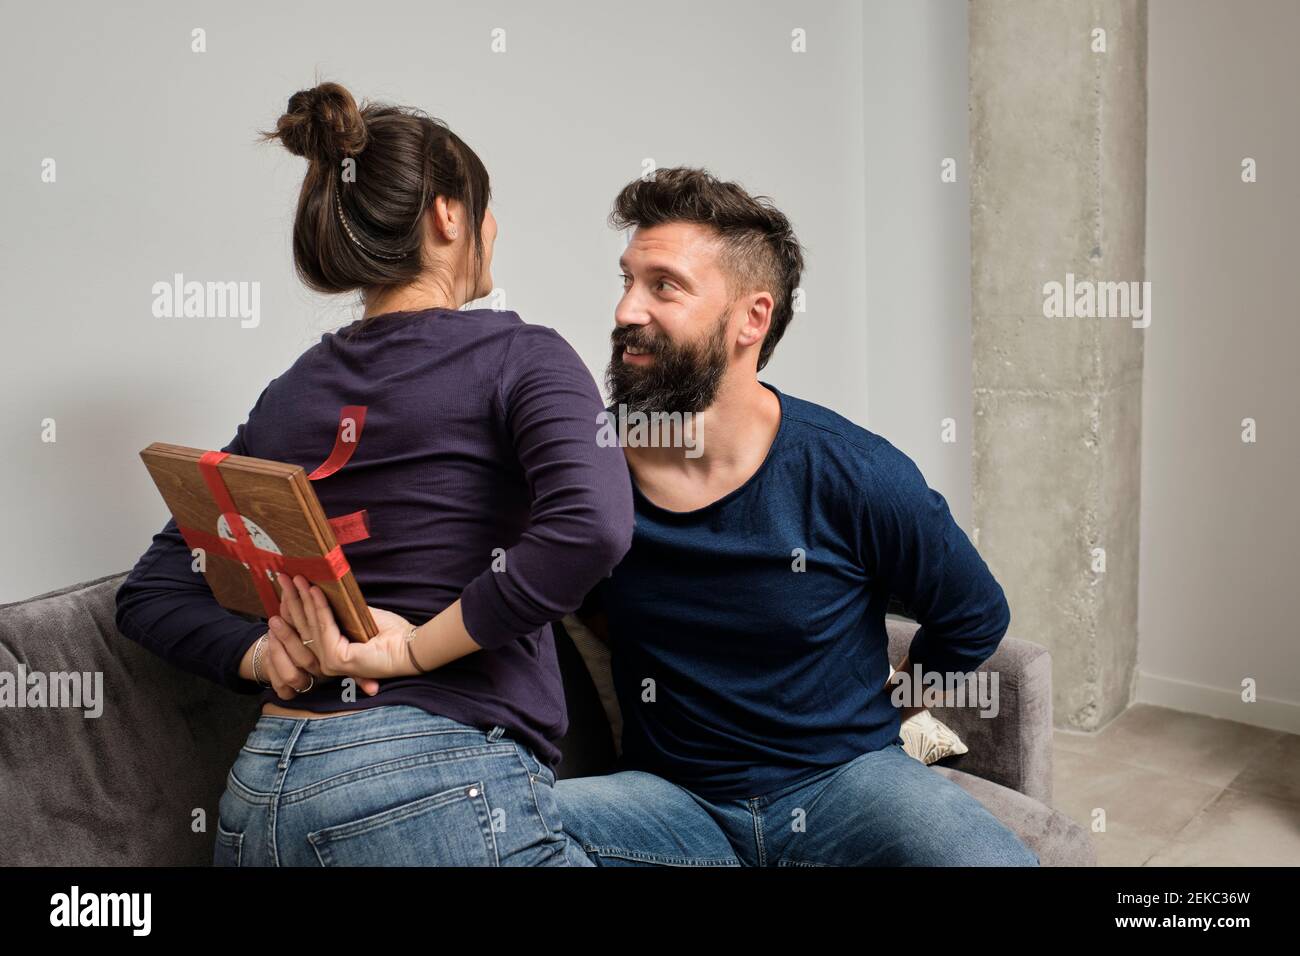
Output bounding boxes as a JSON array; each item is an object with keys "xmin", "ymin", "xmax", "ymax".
[
  {"xmin": 213, "ymin": 704, "xmax": 591, "ymax": 866},
  {"xmin": 555, "ymin": 739, "xmax": 1041, "ymax": 866}
]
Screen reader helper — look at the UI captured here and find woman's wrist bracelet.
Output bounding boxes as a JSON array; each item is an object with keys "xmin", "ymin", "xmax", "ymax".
[
  {"xmin": 405, "ymin": 623, "xmax": 429, "ymax": 674},
  {"xmin": 252, "ymin": 634, "xmax": 272, "ymax": 687}
]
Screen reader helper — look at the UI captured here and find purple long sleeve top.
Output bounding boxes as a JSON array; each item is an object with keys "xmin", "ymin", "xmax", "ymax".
[{"xmin": 114, "ymin": 308, "xmax": 634, "ymax": 771}]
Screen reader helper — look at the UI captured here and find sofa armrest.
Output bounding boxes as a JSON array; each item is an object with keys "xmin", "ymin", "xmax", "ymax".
[{"xmin": 887, "ymin": 615, "xmax": 1054, "ymax": 805}]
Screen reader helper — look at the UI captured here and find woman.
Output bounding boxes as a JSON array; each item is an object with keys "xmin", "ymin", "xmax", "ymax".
[{"xmin": 114, "ymin": 82, "xmax": 632, "ymax": 866}]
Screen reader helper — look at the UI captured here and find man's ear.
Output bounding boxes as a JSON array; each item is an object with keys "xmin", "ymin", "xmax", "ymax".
[{"xmin": 736, "ymin": 292, "xmax": 774, "ymax": 351}]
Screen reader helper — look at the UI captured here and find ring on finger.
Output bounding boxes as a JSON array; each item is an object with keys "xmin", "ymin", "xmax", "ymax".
[{"xmin": 293, "ymin": 675, "xmax": 315, "ymax": 694}]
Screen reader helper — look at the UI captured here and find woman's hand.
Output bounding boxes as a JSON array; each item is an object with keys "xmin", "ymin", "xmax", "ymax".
[
  {"xmin": 241, "ymin": 630, "xmax": 335, "ymax": 701},
  {"xmin": 261, "ymin": 573, "xmax": 381, "ymax": 698},
  {"xmin": 271, "ymin": 572, "xmax": 424, "ymax": 685}
]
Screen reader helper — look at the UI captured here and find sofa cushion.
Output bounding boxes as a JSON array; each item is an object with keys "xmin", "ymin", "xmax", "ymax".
[
  {"xmin": 0, "ymin": 572, "xmax": 259, "ymax": 865},
  {"xmin": 899, "ymin": 708, "xmax": 970, "ymax": 765}
]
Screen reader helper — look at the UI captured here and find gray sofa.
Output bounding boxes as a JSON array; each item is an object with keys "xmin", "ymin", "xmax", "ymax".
[{"xmin": 0, "ymin": 571, "xmax": 1094, "ymax": 866}]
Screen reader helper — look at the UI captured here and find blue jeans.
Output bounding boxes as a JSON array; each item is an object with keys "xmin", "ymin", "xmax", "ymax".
[
  {"xmin": 555, "ymin": 739, "xmax": 1040, "ymax": 866},
  {"xmin": 214, "ymin": 705, "xmax": 591, "ymax": 866}
]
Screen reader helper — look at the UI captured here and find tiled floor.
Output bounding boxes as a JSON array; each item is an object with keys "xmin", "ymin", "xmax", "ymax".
[{"xmin": 1052, "ymin": 704, "xmax": 1300, "ymax": 866}]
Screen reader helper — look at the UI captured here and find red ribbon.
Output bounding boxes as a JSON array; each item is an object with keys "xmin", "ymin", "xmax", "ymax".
[
  {"xmin": 310, "ymin": 405, "xmax": 371, "ymax": 545},
  {"xmin": 325, "ymin": 508, "xmax": 370, "ymax": 545},
  {"xmin": 307, "ymin": 405, "xmax": 367, "ymax": 479},
  {"xmin": 176, "ymin": 406, "xmax": 371, "ymax": 619}
]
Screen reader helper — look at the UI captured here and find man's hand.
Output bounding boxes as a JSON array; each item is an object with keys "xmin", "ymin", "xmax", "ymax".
[{"xmin": 886, "ymin": 654, "xmax": 927, "ymax": 722}]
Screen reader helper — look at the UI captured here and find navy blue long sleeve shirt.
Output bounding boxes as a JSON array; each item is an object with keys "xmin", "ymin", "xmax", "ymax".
[
  {"xmin": 115, "ymin": 308, "xmax": 634, "ymax": 771},
  {"xmin": 592, "ymin": 382, "xmax": 1012, "ymax": 799}
]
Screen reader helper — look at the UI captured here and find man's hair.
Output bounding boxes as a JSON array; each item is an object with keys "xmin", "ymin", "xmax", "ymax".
[{"xmin": 609, "ymin": 167, "xmax": 804, "ymax": 372}]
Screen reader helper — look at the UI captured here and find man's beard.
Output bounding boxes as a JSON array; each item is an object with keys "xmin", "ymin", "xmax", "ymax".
[{"xmin": 604, "ymin": 311, "xmax": 729, "ymax": 415}]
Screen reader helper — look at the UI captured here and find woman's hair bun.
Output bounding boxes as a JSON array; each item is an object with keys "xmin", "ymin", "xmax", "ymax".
[{"xmin": 266, "ymin": 81, "xmax": 368, "ymax": 164}]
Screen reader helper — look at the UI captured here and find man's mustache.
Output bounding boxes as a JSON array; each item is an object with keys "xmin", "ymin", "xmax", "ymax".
[{"xmin": 610, "ymin": 327, "xmax": 665, "ymax": 355}]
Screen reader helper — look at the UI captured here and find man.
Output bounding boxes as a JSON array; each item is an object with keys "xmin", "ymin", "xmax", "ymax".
[{"xmin": 558, "ymin": 167, "xmax": 1039, "ymax": 866}]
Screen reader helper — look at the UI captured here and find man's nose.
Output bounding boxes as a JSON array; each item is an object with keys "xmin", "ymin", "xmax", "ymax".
[{"xmin": 614, "ymin": 293, "xmax": 650, "ymax": 329}]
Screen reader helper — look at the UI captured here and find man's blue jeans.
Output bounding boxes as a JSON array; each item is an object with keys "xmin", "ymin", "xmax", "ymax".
[{"xmin": 555, "ymin": 739, "xmax": 1040, "ymax": 866}]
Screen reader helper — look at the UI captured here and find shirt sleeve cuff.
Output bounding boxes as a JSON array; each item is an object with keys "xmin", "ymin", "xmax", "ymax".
[
  {"xmin": 224, "ymin": 625, "xmax": 271, "ymax": 694},
  {"xmin": 905, "ymin": 629, "xmax": 973, "ymax": 681},
  {"xmin": 459, "ymin": 573, "xmax": 532, "ymax": 651}
]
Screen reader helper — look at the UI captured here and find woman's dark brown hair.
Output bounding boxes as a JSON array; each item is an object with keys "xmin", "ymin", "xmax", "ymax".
[{"xmin": 258, "ymin": 81, "xmax": 491, "ymax": 328}]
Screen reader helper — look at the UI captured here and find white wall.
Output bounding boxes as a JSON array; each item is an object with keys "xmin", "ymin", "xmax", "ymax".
[
  {"xmin": 1139, "ymin": 0, "xmax": 1300, "ymax": 728},
  {"xmin": 862, "ymin": 0, "xmax": 972, "ymax": 528},
  {"xmin": 2, "ymin": 0, "xmax": 901, "ymax": 603}
]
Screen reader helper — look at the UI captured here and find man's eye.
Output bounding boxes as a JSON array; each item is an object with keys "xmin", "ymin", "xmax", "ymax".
[
  {"xmin": 655, "ymin": 279, "xmax": 675, "ymax": 293},
  {"xmin": 618, "ymin": 273, "xmax": 631, "ymax": 286}
]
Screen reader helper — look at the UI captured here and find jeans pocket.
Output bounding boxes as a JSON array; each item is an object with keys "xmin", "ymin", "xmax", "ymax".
[
  {"xmin": 515, "ymin": 744, "xmax": 541, "ymax": 777},
  {"xmin": 514, "ymin": 743, "xmax": 556, "ymax": 784},
  {"xmin": 530, "ymin": 769, "xmax": 563, "ymax": 837},
  {"xmin": 214, "ymin": 820, "xmax": 243, "ymax": 867},
  {"xmin": 512, "ymin": 745, "xmax": 560, "ymax": 833},
  {"xmin": 307, "ymin": 781, "xmax": 498, "ymax": 866}
]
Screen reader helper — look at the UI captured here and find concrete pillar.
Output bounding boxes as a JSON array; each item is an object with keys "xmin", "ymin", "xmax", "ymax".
[{"xmin": 969, "ymin": 0, "xmax": 1147, "ymax": 730}]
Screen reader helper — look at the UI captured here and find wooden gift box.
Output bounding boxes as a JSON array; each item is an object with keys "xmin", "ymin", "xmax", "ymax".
[{"xmin": 138, "ymin": 443, "xmax": 377, "ymax": 642}]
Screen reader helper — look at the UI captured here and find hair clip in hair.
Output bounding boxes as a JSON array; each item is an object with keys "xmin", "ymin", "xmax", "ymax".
[{"xmin": 334, "ymin": 192, "xmax": 409, "ymax": 261}]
